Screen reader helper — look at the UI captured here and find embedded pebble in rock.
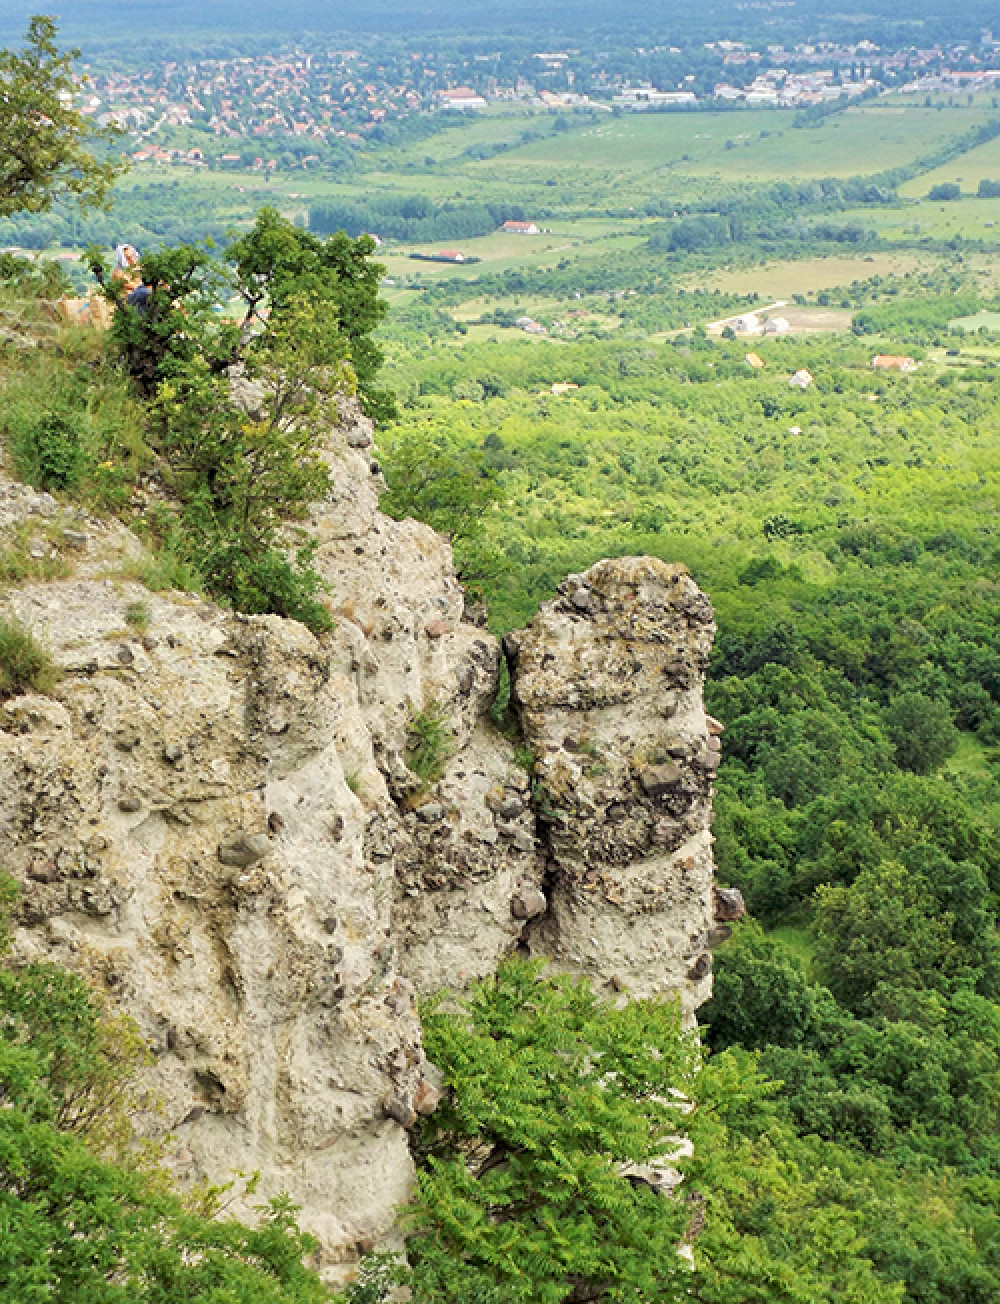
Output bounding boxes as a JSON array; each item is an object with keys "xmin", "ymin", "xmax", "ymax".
[
  {"xmin": 217, "ymin": 832, "xmax": 272, "ymax": 867},
  {"xmin": 713, "ymin": 886, "xmax": 746, "ymax": 923},
  {"xmin": 511, "ymin": 888, "xmax": 548, "ymax": 921}
]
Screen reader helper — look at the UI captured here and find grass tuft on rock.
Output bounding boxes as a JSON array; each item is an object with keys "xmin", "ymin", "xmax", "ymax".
[
  {"xmin": 0, "ymin": 616, "xmax": 60, "ymax": 698},
  {"xmin": 406, "ymin": 701, "xmax": 452, "ymax": 787}
]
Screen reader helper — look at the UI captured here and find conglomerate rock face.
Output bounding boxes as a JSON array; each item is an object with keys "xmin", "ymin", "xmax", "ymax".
[
  {"xmin": 505, "ymin": 557, "xmax": 720, "ymax": 1019},
  {"xmin": 0, "ymin": 399, "xmax": 720, "ymax": 1278}
]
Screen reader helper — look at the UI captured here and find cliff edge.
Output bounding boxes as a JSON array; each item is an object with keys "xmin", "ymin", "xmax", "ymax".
[{"xmin": 0, "ymin": 397, "xmax": 723, "ymax": 1276}]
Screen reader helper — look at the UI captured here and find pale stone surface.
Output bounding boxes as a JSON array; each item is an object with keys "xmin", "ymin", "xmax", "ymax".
[
  {"xmin": 506, "ymin": 557, "xmax": 718, "ymax": 1021},
  {"xmin": 0, "ymin": 399, "xmax": 542, "ymax": 1280},
  {"xmin": 0, "ymin": 402, "xmax": 718, "ymax": 1278}
]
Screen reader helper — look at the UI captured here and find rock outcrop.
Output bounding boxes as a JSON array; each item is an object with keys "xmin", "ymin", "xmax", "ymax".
[
  {"xmin": 505, "ymin": 558, "xmax": 718, "ymax": 1020},
  {"xmin": 0, "ymin": 398, "xmax": 718, "ymax": 1278}
]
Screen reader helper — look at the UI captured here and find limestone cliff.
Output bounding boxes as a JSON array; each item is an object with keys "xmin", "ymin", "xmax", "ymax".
[{"xmin": 0, "ymin": 398, "xmax": 725, "ymax": 1277}]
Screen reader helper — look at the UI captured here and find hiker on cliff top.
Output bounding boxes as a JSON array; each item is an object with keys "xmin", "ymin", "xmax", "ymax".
[
  {"xmin": 112, "ymin": 243, "xmax": 141, "ymax": 293},
  {"xmin": 104, "ymin": 243, "xmax": 151, "ymax": 313}
]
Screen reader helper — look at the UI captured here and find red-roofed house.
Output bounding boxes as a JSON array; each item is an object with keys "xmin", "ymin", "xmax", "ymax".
[{"xmin": 873, "ymin": 354, "xmax": 918, "ymax": 372}]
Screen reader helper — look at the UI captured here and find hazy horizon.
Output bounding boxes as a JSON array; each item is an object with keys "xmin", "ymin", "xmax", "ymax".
[{"xmin": 3, "ymin": 0, "xmax": 994, "ymax": 45}]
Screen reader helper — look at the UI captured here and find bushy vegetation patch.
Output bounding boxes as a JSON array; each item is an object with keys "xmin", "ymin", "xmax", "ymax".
[
  {"xmin": 78, "ymin": 209, "xmax": 395, "ymax": 631},
  {"xmin": 406, "ymin": 701, "xmax": 452, "ymax": 787},
  {"xmin": 1, "ymin": 210, "xmax": 394, "ymax": 635},
  {"xmin": 1, "ymin": 327, "xmax": 152, "ymax": 513}
]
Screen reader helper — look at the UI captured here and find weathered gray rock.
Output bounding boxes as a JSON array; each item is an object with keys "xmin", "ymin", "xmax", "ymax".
[
  {"xmin": 415, "ymin": 802, "xmax": 445, "ymax": 823},
  {"xmin": 413, "ymin": 1075, "xmax": 442, "ymax": 1115},
  {"xmin": 639, "ymin": 763, "xmax": 683, "ymax": 798},
  {"xmin": 507, "ymin": 556, "xmax": 718, "ymax": 1021}
]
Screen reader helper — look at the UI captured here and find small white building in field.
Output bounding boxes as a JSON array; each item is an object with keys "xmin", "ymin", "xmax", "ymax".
[
  {"xmin": 765, "ymin": 316, "xmax": 790, "ymax": 334},
  {"xmin": 788, "ymin": 369, "xmax": 814, "ymax": 389},
  {"xmin": 439, "ymin": 87, "xmax": 488, "ymax": 110},
  {"xmin": 733, "ymin": 313, "xmax": 762, "ymax": 335}
]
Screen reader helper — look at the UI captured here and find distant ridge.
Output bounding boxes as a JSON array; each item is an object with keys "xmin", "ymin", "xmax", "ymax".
[{"xmin": 5, "ymin": 0, "xmax": 996, "ymax": 43}]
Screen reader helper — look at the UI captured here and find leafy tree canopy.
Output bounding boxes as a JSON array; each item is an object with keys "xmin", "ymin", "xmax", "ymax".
[
  {"xmin": 81, "ymin": 209, "xmax": 397, "ymax": 631},
  {"xmin": 0, "ymin": 16, "xmax": 120, "ymax": 218}
]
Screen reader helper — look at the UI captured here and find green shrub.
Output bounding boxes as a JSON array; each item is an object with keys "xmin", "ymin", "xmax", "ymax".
[
  {"xmin": 0, "ymin": 251, "xmax": 71, "ymax": 298},
  {"xmin": 0, "ymin": 616, "xmax": 59, "ymax": 698},
  {"xmin": 11, "ymin": 407, "xmax": 87, "ymax": 491},
  {"xmin": 886, "ymin": 692, "xmax": 959, "ymax": 774},
  {"xmin": 408, "ymin": 961, "xmax": 698, "ymax": 1304}
]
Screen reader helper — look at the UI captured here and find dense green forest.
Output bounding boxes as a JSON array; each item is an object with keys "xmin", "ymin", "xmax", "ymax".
[{"xmin": 373, "ymin": 290, "xmax": 1000, "ymax": 1300}]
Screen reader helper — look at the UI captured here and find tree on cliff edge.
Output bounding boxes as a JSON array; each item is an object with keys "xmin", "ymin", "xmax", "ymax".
[{"xmin": 0, "ymin": 15, "xmax": 120, "ymax": 217}]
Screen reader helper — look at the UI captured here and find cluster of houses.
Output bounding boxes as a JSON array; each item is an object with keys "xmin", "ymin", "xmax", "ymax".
[
  {"xmin": 77, "ymin": 49, "xmax": 426, "ymax": 155},
  {"xmin": 438, "ymin": 84, "xmax": 605, "ymax": 111},
  {"xmin": 130, "ymin": 145, "xmax": 207, "ymax": 167},
  {"xmin": 76, "ymin": 28, "xmax": 1000, "ymax": 165},
  {"xmin": 898, "ymin": 68, "xmax": 1000, "ymax": 95},
  {"xmin": 742, "ymin": 353, "xmax": 919, "ymax": 390},
  {"xmin": 713, "ymin": 69, "xmax": 879, "ymax": 106}
]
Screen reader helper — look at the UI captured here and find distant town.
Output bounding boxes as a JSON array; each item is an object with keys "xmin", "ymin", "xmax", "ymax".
[{"xmin": 72, "ymin": 29, "xmax": 1000, "ymax": 171}]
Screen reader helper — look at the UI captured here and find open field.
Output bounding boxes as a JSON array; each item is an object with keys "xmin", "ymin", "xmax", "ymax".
[
  {"xmin": 369, "ymin": 104, "xmax": 563, "ymax": 167},
  {"xmin": 850, "ymin": 194, "xmax": 1000, "ymax": 241},
  {"xmin": 479, "ymin": 110, "xmax": 777, "ymax": 174},
  {"xmin": 467, "ymin": 105, "xmax": 997, "ymax": 186},
  {"xmin": 899, "ymin": 132, "xmax": 1000, "ymax": 197},
  {"xmin": 684, "ymin": 252, "xmax": 926, "ymax": 299},
  {"xmin": 952, "ymin": 309, "xmax": 1000, "ymax": 332},
  {"xmin": 672, "ymin": 105, "xmax": 993, "ymax": 180},
  {"xmin": 377, "ymin": 226, "xmax": 649, "ymax": 285}
]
